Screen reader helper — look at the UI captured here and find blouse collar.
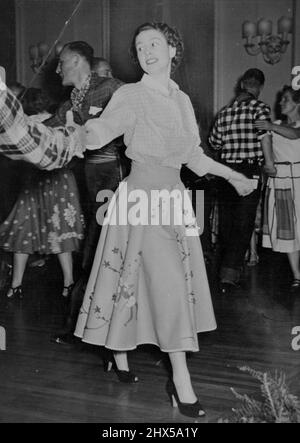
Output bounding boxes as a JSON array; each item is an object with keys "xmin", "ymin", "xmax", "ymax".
[{"xmin": 141, "ymin": 74, "xmax": 179, "ymax": 96}]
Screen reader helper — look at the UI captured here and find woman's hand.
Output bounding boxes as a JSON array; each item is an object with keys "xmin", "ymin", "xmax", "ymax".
[
  {"xmin": 65, "ymin": 110, "xmax": 80, "ymax": 133},
  {"xmin": 84, "ymin": 119, "xmax": 102, "ymax": 150},
  {"xmin": 64, "ymin": 111, "xmax": 86, "ymax": 158},
  {"xmin": 263, "ymin": 163, "xmax": 277, "ymax": 177},
  {"xmin": 228, "ymin": 171, "xmax": 256, "ymax": 197},
  {"xmin": 65, "ymin": 115, "xmax": 100, "ymax": 151},
  {"xmin": 254, "ymin": 120, "xmax": 273, "ymax": 131}
]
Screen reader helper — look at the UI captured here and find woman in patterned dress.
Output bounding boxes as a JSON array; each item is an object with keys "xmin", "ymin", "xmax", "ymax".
[
  {"xmin": 0, "ymin": 88, "xmax": 85, "ymax": 299},
  {"xmin": 72, "ymin": 23, "xmax": 254, "ymax": 417}
]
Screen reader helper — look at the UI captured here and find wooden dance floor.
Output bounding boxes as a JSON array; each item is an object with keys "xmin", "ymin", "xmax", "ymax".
[{"xmin": 0, "ymin": 249, "xmax": 300, "ymax": 423}]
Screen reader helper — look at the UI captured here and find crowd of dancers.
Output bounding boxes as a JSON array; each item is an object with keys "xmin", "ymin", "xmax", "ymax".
[{"xmin": 0, "ymin": 21, "xmax": 300, "ymax": 419}]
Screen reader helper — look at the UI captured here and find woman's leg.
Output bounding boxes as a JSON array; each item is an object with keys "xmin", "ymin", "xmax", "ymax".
[
  {"xmin": 57, "ymin": 252, "xmax": 74, "ymax": 296},
  {"xmin": 247, "ymin": 230, "xmax": 259, "ymax": 266},
  {"xmin": 169, "ymin": 351, "xmax": 197, "ymax": 403},
  {"xmin": 113, "ymin": 351, "xmax": 129, "ymax": 371},
  {"xmin": 287, "ymin": 251, "xmax": 300, "ymax": 279},
  {"xmin": 108, "ymin": 351, "xmax": 138, "ymax": 383},
  {"xmin": 7, "ymin": 253, "xmax": 29, "ymax": 297}
]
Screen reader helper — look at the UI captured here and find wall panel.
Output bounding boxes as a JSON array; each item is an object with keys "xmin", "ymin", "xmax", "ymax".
[
  {"xmin": 15, "ymin": 0, "xmax": 108, "ymax": 86},
  {"xmin": 214, "ymin": 0, "xmax": 294, "ymax": 115},
  {"xmin": 0, "ymin": 0, "xmax": 16, "ymax": 83}
]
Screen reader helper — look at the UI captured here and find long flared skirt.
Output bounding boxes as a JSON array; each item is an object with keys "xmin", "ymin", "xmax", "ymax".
[
  {"xmin": 0, "ymin": 168, "xmax": 85, "ymax": 254},
  {"xmin": 75, "ymin": 162, "xmax": 216, "ymax": 352}
]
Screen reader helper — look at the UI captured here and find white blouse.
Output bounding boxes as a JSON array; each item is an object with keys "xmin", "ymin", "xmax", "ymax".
[
  {"xmin": 85, "ymin": 74, "xmax": 214, "ymax": 177},
  {"xmin": 272, "ymin": 120, "xmax": 300, "ymax": 163}
]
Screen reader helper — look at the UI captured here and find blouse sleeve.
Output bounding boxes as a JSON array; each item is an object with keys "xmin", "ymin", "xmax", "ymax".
[
  {"xmin": 182, "ymin": 94, "xmax": 215, "ymax": 176},
  {"xmin": 84, "ymin": 85, "xmax": 136, "ymax": 149},
  {"xmin": 184, "ymin": 95, "xmax": 232, "ymax": 178},
  {"xmin": 186, "ymin": 145, "xmax": 216, "ymax": 177}
]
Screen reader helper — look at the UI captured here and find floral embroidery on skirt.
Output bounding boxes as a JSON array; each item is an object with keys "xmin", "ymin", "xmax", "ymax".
[{"xmin": 75, "ymin": 163, "xmax": 216, "ymax": 353}]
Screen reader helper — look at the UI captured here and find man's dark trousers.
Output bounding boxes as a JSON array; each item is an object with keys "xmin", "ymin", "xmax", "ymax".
[{"xmin": 218, "ymin": 161, "xmax": 261, "ymax": 284}]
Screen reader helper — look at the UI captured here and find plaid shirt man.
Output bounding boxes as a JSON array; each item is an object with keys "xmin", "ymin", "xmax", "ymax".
[
  {"xmin": 209, "ymin": 94, "xmax": 271, "ymax": 161},
  {"xmin": 0, "ymin": 82, "xmax": 83, "ymax": 169}
]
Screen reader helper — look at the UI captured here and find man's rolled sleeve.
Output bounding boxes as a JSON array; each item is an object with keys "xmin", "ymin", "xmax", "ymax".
[{"xmin": 0, "ymin": 86, "xmax": 84, "ymax": 169}]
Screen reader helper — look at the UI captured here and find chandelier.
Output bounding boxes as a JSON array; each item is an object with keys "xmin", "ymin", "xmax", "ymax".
[
  {"xmin": 242, "ymin": 16, "xmax": 293, "ymax": 65},
  {"xmin": 28, "ymin": 41, "xmax": 64, "ymax": 73}
]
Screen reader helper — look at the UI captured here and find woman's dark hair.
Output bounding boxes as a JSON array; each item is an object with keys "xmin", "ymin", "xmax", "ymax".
[
  {"xmin": 129, "ymin": 22, "xmax": 184, "ymax": 73},
  {"xmin": 282, "ymin": 85, "xmax": 300, "ymax": 104},
  {"xmin": 22, "ymin": 88, "xmax": 51, "ymax": 116},
  {"xmin": 63, "ymin": 41, "xmax": 94, "ymax": 67}
]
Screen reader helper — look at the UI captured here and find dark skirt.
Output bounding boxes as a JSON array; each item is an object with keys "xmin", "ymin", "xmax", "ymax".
[{"xmin": 0, "ymin": 167, "xmax": 85, "ymax": 255}]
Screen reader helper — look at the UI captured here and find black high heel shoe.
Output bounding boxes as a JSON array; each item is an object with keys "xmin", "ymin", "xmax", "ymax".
[
  {"xmin": 6, "ymin": 285, "xmax": 23, "ymax": 299},
  {"xmin": 104, "ymin": 356, "xmax": 139, "ymax": 383},
  {"xmin": 290, "ymin": 279, "xmax": 300, "ymax": 292},
  {"xmin": 166, "ymin": 378, "xmax": 205, "ymax": 418},
  {"xmin": 62, "ymin": 283, "xmax": 74, "ymax": 298}
]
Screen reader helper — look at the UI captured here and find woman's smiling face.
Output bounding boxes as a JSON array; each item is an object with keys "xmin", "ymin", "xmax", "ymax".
[
  {"xmin": 280, "ymin": 91, "xmax": 300, "ymax": 117},
  {"xmin": 135, "ymin": 28, "xmax": 176, "ymax": 76}
]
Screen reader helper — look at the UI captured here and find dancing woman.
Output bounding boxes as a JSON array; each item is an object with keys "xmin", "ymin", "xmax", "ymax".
[
  {"xmin": 72, "ymin": 22, "xmax": 254, "ymax": 418},
  {"xmin": 0, "ymin": 22, "xmax": 254, "ymax": 418},
  {"xmin": 0, "ymin": 88, "xmax": 85, "ymax": 299}
]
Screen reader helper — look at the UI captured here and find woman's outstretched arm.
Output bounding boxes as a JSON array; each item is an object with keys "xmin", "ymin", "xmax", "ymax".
[
  {"xmin": 186, "ymin": 147, "xmax": 255, "ymax": 197},
  {"xmin": 255, "ymin": 120, "xmax": 300, "ymax": 139}
]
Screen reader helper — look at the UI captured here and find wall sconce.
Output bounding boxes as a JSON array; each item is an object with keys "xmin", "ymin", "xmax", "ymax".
[
  {"xmin": 242, "ymin": 16, "xmax": 293, "ymax": 65},
  {"xmin": 29, "ymin": 41, "xmax": 64, "ymax": 73}
]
